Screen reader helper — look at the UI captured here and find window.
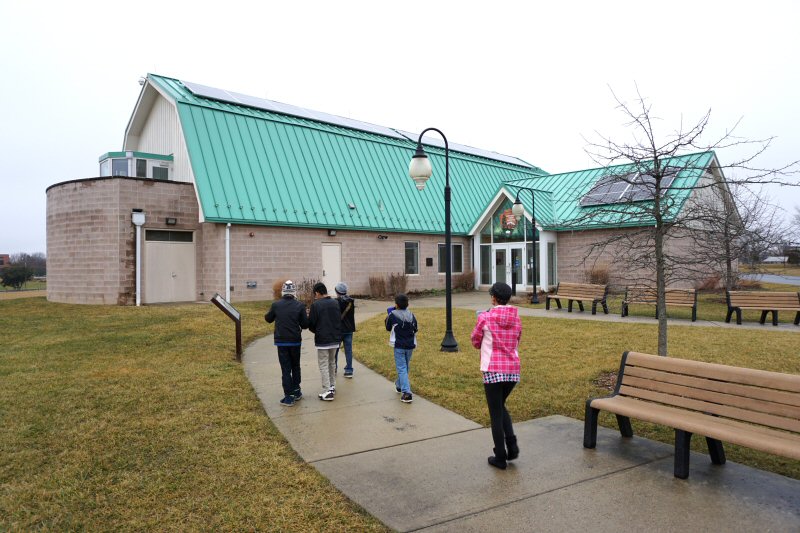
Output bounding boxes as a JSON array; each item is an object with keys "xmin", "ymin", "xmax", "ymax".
[
  {"xmin": 404, "ymin": 242, "xmax": 419, "ymax": 275},
  {"xmin": 136, "ymin": 159, "xmax": 147, "ymax": 178},
  {"xmin": 111, "ymin": 159, "xmax": 128, "ymax": 177},
  {"xmin": 480, "ymin": 245, "xmax": 491, "ymax": 285},
  {"xmin": 153, "ymin": 166, "xmax": 169, "ymax": 180},
  {"xmin": 145, "ymin": 230, "xmax": 193, "ymax": 242},
  {"xmin": 438, "ymin": 243, "xmax": 463, "ymax": 273},
  {"xmin": 99, "ymin": 160, "xmax": 110, "ymax": 176},
  {"xmin": 580, "ymin": 167, "xmax": 679, "ymax": 206},
  {"xmin": 548, "ymin": 242, "xmax": 557, "ymax": 285}
]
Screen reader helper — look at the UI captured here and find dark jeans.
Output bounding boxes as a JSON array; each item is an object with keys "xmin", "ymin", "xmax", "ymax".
[
  {"xmin": 277, "ymin": 345, "xmax": 302, "ymax": 396},
  {"xmin": 484, "ymin": 381, "xmax": 516, "ymax": 455},
  {"xmin": 335, "ymin": 332, "xmax": 354, "ymax": 372}
]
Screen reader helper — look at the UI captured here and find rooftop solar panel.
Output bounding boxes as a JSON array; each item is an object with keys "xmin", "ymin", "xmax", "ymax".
[
  {"xmin": 183, "ymin": 80, "xmax": 407, "ymax": 141},
  {"xmin": 393, "ymin": 129, "xmax": 532, "ymax": 168}
]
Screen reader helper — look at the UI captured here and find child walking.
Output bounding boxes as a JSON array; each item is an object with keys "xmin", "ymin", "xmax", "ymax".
[
  {"xmin": 308, "ymin": 282, "xmax": 342, "ymax": 401},
  {"xmin": 471, "ymin": 282, "xmax": 522, "ymax": 469},
  {"xmin": 264, "ymin": 280, "xmax": 309, "ymax": 406},
  {"xmin": 385, "ymin": 293, "xmax": 418, "ymax": 403}
]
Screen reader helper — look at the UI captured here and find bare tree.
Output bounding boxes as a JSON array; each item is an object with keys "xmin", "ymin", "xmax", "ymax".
[{"xmin": 568, "ymin": 86, "xmax": 799, "ymax": 356}]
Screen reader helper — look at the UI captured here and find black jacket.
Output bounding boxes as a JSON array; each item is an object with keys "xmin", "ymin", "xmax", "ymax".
[
  {"xmin": 337, "ymin": 295, "xmax": 356, "ymax": 333},
  {"xmin": 265, "ymin": 296, "xmax": 309, "ymax": 345},
  {"xmin": 308, "ymin": 296, "xmax": 342, "ymax": 346},
  {"xmin": 385, "ymin": 309, "xmax": 418, "ymax": 349}
]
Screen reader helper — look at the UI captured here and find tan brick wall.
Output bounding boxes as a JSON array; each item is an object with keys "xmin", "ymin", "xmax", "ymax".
[
  {"xmin": 556, "ymin": 227, "xmax": 705, "ymax": 290},
  {"xmin": 199, "ymin": 224, "xmax": 472, "ymax": 302},
  {"xmin": 47, "ymin": 177, "xmax": 199, "ymax": 304}
]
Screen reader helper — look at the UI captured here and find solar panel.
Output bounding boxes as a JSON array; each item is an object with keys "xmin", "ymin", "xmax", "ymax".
[
  {"xmin": 183, "ymin": 79, "xmax": 407, "ymax": 140},
  {"xmin": 581, "ymin": 167, "xmax": 679, "ymax": 206},
  {"xmin": 393, "ymin": 129, "xmax": 532, "ymax": 168}
]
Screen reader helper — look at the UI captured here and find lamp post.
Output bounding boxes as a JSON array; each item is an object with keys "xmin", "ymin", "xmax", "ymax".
[
  {"xmin": 408, "ymin": 128, "xmax": 458, "ymax": 352},
  {"xmin": 511, "ymin": 186, "xmax": 539, "ymax": 304}
]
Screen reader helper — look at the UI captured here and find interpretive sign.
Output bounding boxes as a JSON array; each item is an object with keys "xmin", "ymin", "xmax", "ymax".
[{"xmin": 211, "ymin": 293, "xmax": 242, "ymax": 361}]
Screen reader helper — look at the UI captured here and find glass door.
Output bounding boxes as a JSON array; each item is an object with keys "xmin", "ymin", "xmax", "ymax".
[
  {"xmin": 494, "ymin": 248, "xmax": 507, "ymax": 284},
  {"xmin": 493, "ymin": 245, "xmax": 526, "ymax": 289}
]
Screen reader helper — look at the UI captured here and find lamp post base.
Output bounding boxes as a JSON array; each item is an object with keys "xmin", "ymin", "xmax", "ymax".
[
  {"xmin": 440, "ymin": 330, "xmax": 459, "ymax": 352},
  {"xmin": 531, "ymin": 289, "xmax": 539, "ymax": 304}
]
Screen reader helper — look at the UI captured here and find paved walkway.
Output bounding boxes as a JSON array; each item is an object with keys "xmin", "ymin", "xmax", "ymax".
[{"xmin": 243, "ymin": 293, "xmax": 800, "ymax": 532}]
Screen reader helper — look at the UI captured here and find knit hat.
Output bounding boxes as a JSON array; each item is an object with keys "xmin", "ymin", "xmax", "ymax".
[
  {"xmin": 281, "ymin": 280, "xmax": 297, "ymax": 297},
  {"xmin": 335, "ymin": 282, "xmax": 348, "ymax": 295}
]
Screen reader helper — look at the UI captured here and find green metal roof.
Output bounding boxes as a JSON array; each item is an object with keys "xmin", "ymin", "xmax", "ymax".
[
  {"xmin": 147, "ymin": 74, "xmax": 546, "ymax": 235},
  {"xmin": 504, "ymin": 151, "xmax": 716, "ymax": 230}
]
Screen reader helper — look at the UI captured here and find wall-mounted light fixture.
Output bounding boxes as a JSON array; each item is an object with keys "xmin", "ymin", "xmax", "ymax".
[
  {"xmin": 377, "ymin": 234, "xmax": 388, "ymax": 240},
  {"xmin": 166, "ymin": 217, "xmax": 177, "ymax": 225},
  {"xmin": 328, "ymin": 229, "xmax": 337, "ymax": 236}
]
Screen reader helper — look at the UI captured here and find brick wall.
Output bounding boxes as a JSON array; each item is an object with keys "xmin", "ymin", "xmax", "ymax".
[
  {"xmin": 199, "ymin": 225, "xmax": 472, "ymax": 302},
  {"xmin": 47, "ymin": 177, "xmax": 199, "ymax": 304}
]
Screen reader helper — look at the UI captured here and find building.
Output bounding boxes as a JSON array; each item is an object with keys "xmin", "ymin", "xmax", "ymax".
[
  {"xmin": 0, "ymin": 254, "xmax": 10, "ymax": 268},
  {"xmin": 46, "ymin": 74, "xmax": 726, "ymax": 304}
]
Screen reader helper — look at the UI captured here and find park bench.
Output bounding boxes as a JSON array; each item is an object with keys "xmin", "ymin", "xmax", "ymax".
[
  {"xmin": 621, "ymin": 287, "xmax": 698, "ymax": 322},
  {"xmin": 545, "ymin": 282, "xmax": 609, "ymax": 315},
  {"xmin": 583, "ymin": 351, "xmax": 800, "ymax": 479},
  {"xmin": 725, "ymin": 290, "xmax": 800, "ymax": 326}
]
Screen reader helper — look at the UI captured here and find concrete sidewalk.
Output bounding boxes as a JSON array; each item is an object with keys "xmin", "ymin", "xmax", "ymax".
[{"xmin": 243, "ymin": 294, "xmax": 800, "ymax": 532}]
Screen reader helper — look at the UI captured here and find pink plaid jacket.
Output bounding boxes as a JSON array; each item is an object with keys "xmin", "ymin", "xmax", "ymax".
[{"xmin": 471, "ymin": 305, "xmax": 521, "ymax": 373}]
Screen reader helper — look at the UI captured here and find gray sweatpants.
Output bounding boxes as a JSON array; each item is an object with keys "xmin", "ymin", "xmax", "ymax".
[{"xmin": 317, "ymin": 347, "xmax": 337, "ymax": 391}]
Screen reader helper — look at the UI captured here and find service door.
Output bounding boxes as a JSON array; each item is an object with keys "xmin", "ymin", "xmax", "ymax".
[
  {"xmin": 321, "ymin": 243, "xmax": 341, "ymax": 292},
  {"xmin": 144, "ymin": 230, "xmax": 196, "ymax": 303}
]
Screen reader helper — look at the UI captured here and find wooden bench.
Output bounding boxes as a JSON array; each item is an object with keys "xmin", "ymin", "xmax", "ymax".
[
  {"xmin": 725, "ymin": 290, "xmax": 800, "ymax": 326},
  {"xmin": 545, "ymin": 282, "xmax": 609, "ymax": 315},
  {"xmin": 583, "ymin": 351, "xmax": 800, "ymax": 479},
  {"xmin": 621, "ymin": 287, "xmax": 698, "ymax": 322}
]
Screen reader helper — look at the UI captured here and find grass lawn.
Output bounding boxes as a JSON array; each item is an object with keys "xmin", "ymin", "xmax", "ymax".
[
  {"xmin": 748, "ymin": 264, "xmax": 800, "ymax": 276},
  {"xmin": 517, "ymin": 281, "xmax": 800, "ymax": 324},
  {"xmin": 355, "ymin": 308, "xmax": 800, "ymax": 480},
  {"xmin": 0, "ymin": 297, "xmax": 387, "ymax": 532}
]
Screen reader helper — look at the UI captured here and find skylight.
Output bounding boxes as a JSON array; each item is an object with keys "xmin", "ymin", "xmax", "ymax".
[{"xmin": 580, "ymin": 167, "xmax": 679, "ymax": 206}]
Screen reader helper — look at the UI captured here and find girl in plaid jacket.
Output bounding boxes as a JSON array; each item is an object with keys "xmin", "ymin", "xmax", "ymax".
[{"xmin": 471, "ymin": 282, "xmax": 522, "ymax": 469}]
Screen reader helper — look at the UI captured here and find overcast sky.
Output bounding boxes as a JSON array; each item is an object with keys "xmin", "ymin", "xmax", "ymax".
[{"xmin": 1, "ymin": 0, "xmax": 798, "ymax": 254}]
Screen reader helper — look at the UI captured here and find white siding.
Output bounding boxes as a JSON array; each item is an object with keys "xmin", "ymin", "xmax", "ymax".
[{"xmin": 135, "ymin": 96, "xmax": 193, "ymax": 183}]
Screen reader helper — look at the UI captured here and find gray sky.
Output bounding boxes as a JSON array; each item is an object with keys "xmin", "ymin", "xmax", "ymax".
[{"xmin": 1, "ymin": 0, "xmax": 798, "ymax": 254}]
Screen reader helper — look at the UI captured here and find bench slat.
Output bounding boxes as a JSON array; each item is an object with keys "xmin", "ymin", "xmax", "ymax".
[
  {"xmin": 590, "ymin": 395, "xmax": 800, "ymax": 460},
  {"xmin": 625, "ymin": 366, "xmax": 800, "ymax": 408},
  {"xmin": 618, "ymin": 385, "xmax": 800, "ymax": 433},
  {"xmin": 625, "ymin": 352, "xmax": 800, "ymax": 393},
  {"xmin": 622, "ymin": 374, "xmax": 800, "ymax": 420}
]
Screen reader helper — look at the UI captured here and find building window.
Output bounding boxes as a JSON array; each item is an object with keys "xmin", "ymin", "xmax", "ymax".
[
  {"xmin": 438, "ymin": 243, "xmax": 463, "ymax": 273},
  {"xmin": 136, "ymin": 159, "xmax": 147, "ymax": 178},
  {"xmin": 404, "ymin": 241, "xmax": 419, "ymax": 275},
  {"xmin": 480, "ymin": 245, "xmax": 491, "ymax": 285},
  {"xmin": 548, "ymin": 242, "xmax": 557, "ymax": 285},
  {"xmin": 153, "ymin": 166, "xmax": 169, "ymax": 180},
  {"xmin": 111, "ymin": 159, "xmax": 128, "ymax": 176},
  {"xmin": 146, "ymin": 230, "xmax": 193, "ymax": 242}
]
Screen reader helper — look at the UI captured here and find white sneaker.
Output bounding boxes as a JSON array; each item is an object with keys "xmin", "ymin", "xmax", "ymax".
[{"xmin": 320, "ymin": 390, "xmax": 335, "ymax": 401}]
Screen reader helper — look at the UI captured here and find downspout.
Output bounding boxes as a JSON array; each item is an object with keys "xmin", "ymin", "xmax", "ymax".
[
  {"xmin": 131, "ymin": 209, "xmax": 146, "ymax": 306},
  {"xmin": 225, "ymin": 223, "xmax": 231, "ymax": 301}
]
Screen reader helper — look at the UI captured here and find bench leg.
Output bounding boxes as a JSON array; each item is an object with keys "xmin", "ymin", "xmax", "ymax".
[
  {"xmin": 584, "ymin": 403, "xmax": 599, "ymax": 449},
  {"xmin": 555, "ymin": 298, "xmax": 562, "ymax": 310},
  {"xmin": 601, "ymin": 301, "xmax": 608, "ymax": 314},
  {"xmin": 772, "ymin": 311, "xmax": 778, "ymax": 326},
  {"xmin": 591, "ymin": 301, "xmax": 597, "ymax": 315},
  {"xmin": 545, "ymin": 298, "xmax": 551, "ymax": 310},
  {"xmin": 725, "ymin": 308, "xmax": 733, "ymax": 323},
  {"xmin": 621, "ymin": 303, "xmax": 627, "ymax": 318},
  {"xmin": 675, "ymin": 429, "xmax": 692, "ymax": 479},
  {"xmin": 691, "ymin": 307, "xmax": 697, "ymax": 322},
  {"xmin": 760, "ymin": 310, "xmax": 768, "ymax": 325},
  {"xmin": 568, "ymin": 300, "xmax": 573, "ymax": 312},
  {"xmin": 616, "ymin": 415, "xmax": 633, "ymax": 438},
  {"xmin": 706, "ymin": 437, "xmax": 726, "ymax": 465},
  {"xmin": 736, "ymin": 309, "xmax": 742, "ymax": 325},
  {"xmin": 578, "ymin": 301, "xmax": 585, "ymax": 312},
  {"xmin": 794, "ymin": 311, "xmax": 800, "ymax": 326}
]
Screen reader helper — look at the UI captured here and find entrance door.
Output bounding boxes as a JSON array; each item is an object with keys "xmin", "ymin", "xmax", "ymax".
[
  {"xmin": 321, "ymin": 243, "xmax": 341, "ymax": 292},
  {"xmin": 493, "ymin": 245, "xmax": 525, "ymax": 289},
  {"xmin": 144, "ymin": 230, "xmax": 196, "ymax": 303}
]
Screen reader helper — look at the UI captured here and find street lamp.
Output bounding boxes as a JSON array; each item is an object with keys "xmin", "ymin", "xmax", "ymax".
[
  {"xmin": 511, "ymin": 186, "xmax": 539, "ymax": 304},
  {"xmin": 408, "ymin": 128, "xmax": 458, "ymax": 352}
]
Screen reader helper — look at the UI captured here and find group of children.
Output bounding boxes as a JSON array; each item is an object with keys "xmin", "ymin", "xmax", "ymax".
[{"xmin": 265, "ymin": 280, "xmax": 522, "ymax": 469}]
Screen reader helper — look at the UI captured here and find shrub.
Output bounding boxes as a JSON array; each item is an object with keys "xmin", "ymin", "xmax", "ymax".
[
  {"xmin": 695, "ymin": 275, "xmax": 721, "ymax": 292},
  {"xmin": 453, "ymin": 270, "xmax": 475, "ymax": 291},
  {"xmin": 735, "ymin": 278, "xmax": 762, "ymax": 290},
  {"xmin": 586, "ymin": 264, "xmax": 610, "ymax": 285},
  {"xmin": 368, "ymin": 276, "xmax": 386, "ymax": 299},
  {"xmin": 387, "ymin": 272, "xmax": 408, "ymax": 296},
  {"xmin": 1, "ymin": 265, "xmax": 33, "ymax": 290},
  {"xmin": 296, "ymin": 278, "xmax": 319, "ymax": 308}
]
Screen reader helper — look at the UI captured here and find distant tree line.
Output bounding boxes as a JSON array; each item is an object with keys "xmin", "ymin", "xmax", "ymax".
[{"xmin": 0, "ymin": 252, "xmax": 46, "ymax": 290}]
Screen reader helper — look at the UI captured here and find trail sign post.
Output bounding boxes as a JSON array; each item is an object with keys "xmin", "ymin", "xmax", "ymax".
[{"xmin": 211, "ymin": 293, "xmax": 242, "ymax": 361}]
